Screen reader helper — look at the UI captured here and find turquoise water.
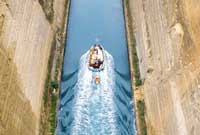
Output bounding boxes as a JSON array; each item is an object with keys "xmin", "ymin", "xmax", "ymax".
[{"xmin": 56, "ymin": 0, "xmax": 136, "ymax": 134}]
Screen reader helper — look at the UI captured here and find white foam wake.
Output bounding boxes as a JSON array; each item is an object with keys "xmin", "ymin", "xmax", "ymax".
[{"xmin": 71, "ymin": 50, "xmax": 117, "ymax": 135}]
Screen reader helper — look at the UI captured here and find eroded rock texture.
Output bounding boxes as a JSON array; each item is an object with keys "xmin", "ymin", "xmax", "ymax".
[
  {"xmin": 0, "ymin": 46, "xmax": 36, "ymax": 135},
  {"xmin": 0, "ymin": 0, "xmax": 67, "ymax": 134},
  {"xmin": 129, "ymin": 0, "xmax": 200, "ymax": 135}
]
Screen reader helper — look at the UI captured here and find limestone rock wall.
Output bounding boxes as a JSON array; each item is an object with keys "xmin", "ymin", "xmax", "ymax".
[
  {"xmin": 0, "ymin": 0, "xmax": 67, "ymax": 134},
  {"xmin": 129, "ymin": 0, "xmax": 200, "ymax": 135},
  {"xmin": 0, "ymin": 46, "xmax": 36, "ymax": 135}
]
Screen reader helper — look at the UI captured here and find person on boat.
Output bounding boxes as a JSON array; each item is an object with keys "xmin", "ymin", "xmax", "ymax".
[{"xmin": 89, "ymin": 44, "xmax": 104, "ymax": 69}]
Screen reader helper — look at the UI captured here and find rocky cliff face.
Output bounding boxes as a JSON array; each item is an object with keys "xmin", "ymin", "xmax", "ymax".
[
  {"xmin": 0, "ymin": 46, "xmax": 36, "ymax": 135},
  {"xmin": 129, "ymin": 0, "xmax": 200, "ymax": 135},
  {"xmin": 0, "ymin": 0, "xmax": 67, "ymax": 134}
]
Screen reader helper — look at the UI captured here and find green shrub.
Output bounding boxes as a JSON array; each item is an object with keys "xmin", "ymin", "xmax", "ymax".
[
  {"xmin": 126, "ymin": 0, "xmax": 142, "ymax": 87},
  {"xmin": 136, "ymin": 79, "xmax": 142, "ymax": 86},
  {"xmin": 49, "ymin": 94, "xmax": 58, "ymax": 135},
  {"xmin": 51, "ymin": 80, "xmax": 59, "ymax": 89},
  {"xmin": 137, "ymin": 100, "xmax": 147, "ymax": 135}
]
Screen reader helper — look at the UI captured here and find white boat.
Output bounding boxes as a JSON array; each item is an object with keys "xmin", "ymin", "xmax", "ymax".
[{"xmin": 88, "ymin": 44, "xmax": 105, "ymax": 72}]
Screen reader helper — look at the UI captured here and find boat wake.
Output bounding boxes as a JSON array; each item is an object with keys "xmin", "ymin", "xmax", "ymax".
[
  {"xmin": 57, "ymin": 49, "xmax": 135, "ymax": 135},
  {"xmin": 71, "ymin": 51, "xmax": 117, "ymax": 135}
]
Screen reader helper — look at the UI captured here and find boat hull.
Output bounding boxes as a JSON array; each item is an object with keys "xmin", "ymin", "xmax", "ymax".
[{"xmin": 88, "ymin": 45, "xmax": 105, "ymax": 72}]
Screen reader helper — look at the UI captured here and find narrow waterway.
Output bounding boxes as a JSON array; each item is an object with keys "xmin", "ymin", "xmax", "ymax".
[{"xmin": 56, "ymin": 0, "xmax": 136, "ymax": 134}]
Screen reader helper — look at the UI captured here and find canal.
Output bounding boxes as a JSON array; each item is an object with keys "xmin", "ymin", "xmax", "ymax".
[{"xmin": 56, "ymin": 0, "xmax": 136, "ymax": 134}]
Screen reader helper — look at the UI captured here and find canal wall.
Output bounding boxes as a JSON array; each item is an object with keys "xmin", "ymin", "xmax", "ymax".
[
  {"xmin": 0, "ymin": 0, "xmax": 68, "ymax": 135},
  {"xmin": 124, "ymin": 1, "xmax": 146, "ymax": 135},
  {"xmin": 128, "ymin": 0, "xmax": 200, "ymax": 135}
]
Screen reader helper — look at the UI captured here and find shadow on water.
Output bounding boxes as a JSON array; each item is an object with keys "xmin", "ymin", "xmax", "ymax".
[
  {"xmin": 57, "ymin": 50, "xmax": 136, "ymax": 135},
  {"xmin": 56, "ymin": 0, "xmax": 136, "ymax": 134}
]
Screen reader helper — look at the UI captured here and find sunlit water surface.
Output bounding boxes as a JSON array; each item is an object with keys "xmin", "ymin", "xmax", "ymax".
[{"xmin": 56, "ymin": 0, "xmax": 136, "ymax": 134}]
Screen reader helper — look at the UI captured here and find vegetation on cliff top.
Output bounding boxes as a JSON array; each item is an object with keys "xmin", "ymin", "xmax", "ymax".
[
  {"xmin": 125, "ymin": 0, "xmax": 142, "ymax": 87},
  {"xmin": 125, "ymin": 0, "xmax": 147, "ymax": 135},
  {"xmin": 137, "ymin": 100, "xmax": 147, "ymax": 135},
  {"xmin": 40, "ymin": 37, "xmax": 60, "ymax": 135}
]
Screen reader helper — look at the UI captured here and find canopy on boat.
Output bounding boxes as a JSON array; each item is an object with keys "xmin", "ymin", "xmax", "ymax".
[{"xmin": 88, "ymin": 44, "xmax": 104, "ymax": 72}]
